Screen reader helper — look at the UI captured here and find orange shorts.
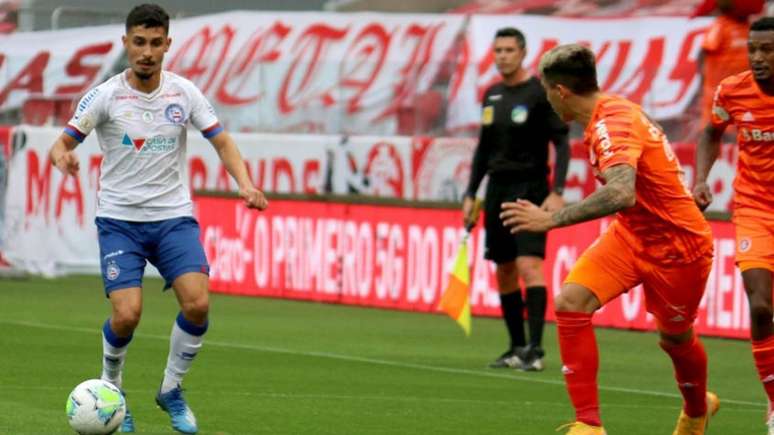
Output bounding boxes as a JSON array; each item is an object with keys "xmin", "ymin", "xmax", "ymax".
[
  {"xmin": 565, "ymin": 227, "xmax": 713, "ymax": 335},
  {"xmin": 734, "ymin": 216, "xmax": 774, "ymax": 272}
]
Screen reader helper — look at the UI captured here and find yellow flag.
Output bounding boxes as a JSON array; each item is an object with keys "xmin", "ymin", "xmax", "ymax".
[{"xmin": 438, "ymin": 235, "xmax": 471, "ymax": 336}]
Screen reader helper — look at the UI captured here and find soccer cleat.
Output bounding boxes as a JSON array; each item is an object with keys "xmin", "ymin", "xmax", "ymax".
[
  {"xmin": 119, "ymin": 391, "xmax": 135, "ymax": 432},
  {"xmin": 767, "ymin": 405, "xmax": 774, "ymax": 435},
  {"xmin": 556, "ymin": 421, "xmax": 607, "ymax": 434},
  {"xmin": 519, "ymin": 345, "xmax": 546, "ymax": 372},
  {"xmin": 672, "ymin": 391, "xmax": 720, "ymax": 435},
  {"xmin": 488, "ymin": 348, "xmax": 524, "ymax": 368},
  {"xmin": 156, "ymin": 385, "xmax": 198, "ymax": 434}
]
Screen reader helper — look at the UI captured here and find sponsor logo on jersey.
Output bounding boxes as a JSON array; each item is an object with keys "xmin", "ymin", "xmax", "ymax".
[
  {"xmin": 594, "ymin": 119, "xmax": 614, "ymax": 159},
  {"xmin": 741, "ymin": 128, "xmax": 774, "ymax": 142},
  {"xmin": 741, "ymin": 111, "xmax": 755, "ymax": 122},
  {"xmin": 511, "ymin": 105, "xmax": 528, "ymax": 124},
  {"xmin": 165, "ymin": 103, "xmax": 186, "ymax": 124},
  {"xmin": 487, "ymin": 94, "xmax": 502, "ymax": 101},
  {"xmin": 142, "ymin": 111, "xmax": 154, "ymax": 123},
  {"xmin": 121, "ymin": 132, "xmax": 177, "ymax": 153},
  {"xmin": 482, "ymin": 105, "xmax": 494, "ymax": 126}
]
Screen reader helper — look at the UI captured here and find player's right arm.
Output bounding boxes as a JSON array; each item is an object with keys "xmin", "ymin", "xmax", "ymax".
[
  {"xmin": 693, "ymin": 82, "xmax": 731, "ymax": 210},
  {"xmin": 49, "ymin": 133, "xmax": 81, "ymax": 176},
  {"xmin": 693, "ymin": 124, "xmax": 725, "ymax": 210}
]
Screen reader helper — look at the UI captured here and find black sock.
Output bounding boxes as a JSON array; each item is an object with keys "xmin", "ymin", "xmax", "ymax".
[
  {"xmin": 499, "ymin": 291, "xmax": 526, "ymax": 349},
  {"xmin": 526, "ymin": 286, "xmax": 547, "ymax": 348}
]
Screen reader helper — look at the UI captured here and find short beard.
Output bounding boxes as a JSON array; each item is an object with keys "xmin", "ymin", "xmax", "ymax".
[{"xmin": 134, "ymin": 70, "xmax": 153, "ymax": 81}]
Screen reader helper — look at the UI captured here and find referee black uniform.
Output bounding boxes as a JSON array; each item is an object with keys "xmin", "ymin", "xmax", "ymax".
[{"xmin": 465, "ymin": 75, "xmax": 569, "ymax": 368}]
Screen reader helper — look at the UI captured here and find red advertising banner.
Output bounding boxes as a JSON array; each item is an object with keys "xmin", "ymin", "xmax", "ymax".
[{"xmin": 197, "ymin": 195, "xmax": 748, "ymax": 339}]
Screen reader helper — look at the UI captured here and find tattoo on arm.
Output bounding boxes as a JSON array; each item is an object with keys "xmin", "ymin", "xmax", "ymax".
[{"xmin": 551, "ymin": 164, "xmax": 636, "ymax": 227}]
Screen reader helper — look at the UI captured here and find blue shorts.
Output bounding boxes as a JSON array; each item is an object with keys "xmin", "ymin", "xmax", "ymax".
[{"xmin": 96, "ymin": 216, "xmax": 210, "ymax": 295}]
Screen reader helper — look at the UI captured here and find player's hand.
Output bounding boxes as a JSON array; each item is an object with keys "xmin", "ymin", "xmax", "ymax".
[
  {"xmin": 52, "ymin": 151, "xmax": 80, "ymax": 176},
  {"xmin": 500, "ymin": 199, "xmax": 555, "ymax": 234},
  {"xmin": 239, "ymin": 186, "xmax": 268, "ymax": 210},
  {"xmin": 462, "ymin": 196, "xmax": 481, "ymax": 230},
  {"xmin": 692, "ymin": 181, "xmax": 713, "ymax": 211},
  {"xmin": 540, "ymin": 191, "xmax": 565, "ymax": 212}
]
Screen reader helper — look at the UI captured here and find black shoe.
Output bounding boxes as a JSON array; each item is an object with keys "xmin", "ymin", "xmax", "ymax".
[
  {"xmin": 518, "ymin": 345, "xmax": 545, "ymax": 372},
  {"xmin": 488, "ymin": 348, "xmax": 525, "ymax": 368}
]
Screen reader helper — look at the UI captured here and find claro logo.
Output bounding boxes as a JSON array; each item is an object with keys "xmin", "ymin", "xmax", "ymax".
[{"xmin": 741, "ymin": 128, "xmax": 774, "ymax": 142}]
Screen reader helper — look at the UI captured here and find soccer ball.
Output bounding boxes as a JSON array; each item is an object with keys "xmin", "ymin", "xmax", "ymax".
[{"xmin": 65, "ymin": 379, "xmax": 126, "ymax": 435}]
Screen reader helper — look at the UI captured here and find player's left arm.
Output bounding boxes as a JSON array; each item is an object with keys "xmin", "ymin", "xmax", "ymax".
[
  {"xmin": 208, "ymin": 131, "xmax": 268, "ymax": 210},
  {"xmin": 500, "ymin": 164, "xmax": 636, "ymax": 233}
]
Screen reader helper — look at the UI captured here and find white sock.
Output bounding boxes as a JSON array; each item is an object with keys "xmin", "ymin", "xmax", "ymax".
[
  {"xmin": 101, "ymin": 333, "xmax": 128, "ymax": 389},
  {"xmin": 161, "ymin": 317, "xmax": 205, "ymax": 394}
]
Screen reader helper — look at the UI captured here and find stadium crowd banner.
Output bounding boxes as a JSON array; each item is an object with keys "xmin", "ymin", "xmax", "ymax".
[
  {"xmin": 197, "ymin": 195, "xmax": 749, "ymax": 339},
  {"xmin": 447, "ymin": 15, "xmax": 711, "ymax": 131},
  {"xmin": 0, "ymin": 12, "xmax": 464, "ymax": 135},
  {"xmin": 1, "ymin": 126, "xmax": 738, "ymax": 273},
  {"xmin": 1, "ymin": 13, "xmax": 709, "ymax": 135}
]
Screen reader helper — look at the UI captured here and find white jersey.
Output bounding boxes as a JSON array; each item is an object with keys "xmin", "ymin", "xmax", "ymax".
[{"xmin": 65, "ymin": 70, "xmax": 222, "ymax": 221}]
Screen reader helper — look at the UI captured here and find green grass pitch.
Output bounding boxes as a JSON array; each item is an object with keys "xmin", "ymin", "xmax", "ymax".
[{"xmin": 0, "ymin": 275, "xmax": 764, "ymax": 434}]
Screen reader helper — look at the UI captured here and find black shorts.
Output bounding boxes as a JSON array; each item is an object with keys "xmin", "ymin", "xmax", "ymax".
[{"xmin": 484, "ymin": 178, "xmax": 548, "ymax": 264}]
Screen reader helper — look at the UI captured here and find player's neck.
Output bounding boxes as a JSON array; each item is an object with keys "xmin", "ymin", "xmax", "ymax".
[
  {"xmin": 755, "ymin": 79, "xmax": 774, "ymax": 96},
  {"xmin": 502, "ymin": 68, "xmax": 529, "ymax": 86},
  {"xmin": 573, "ymin": 92, "xmax": 602, "ymax": 126},
  {"xmin": 126, "ymin": 69, "xmax": 162, "ymax": 94}
]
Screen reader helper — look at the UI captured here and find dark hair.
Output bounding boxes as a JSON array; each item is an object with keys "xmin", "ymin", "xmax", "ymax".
[
  {"xmin": 750, "ymin": 17, "xmax": 774, "ymax": 33},
  {"xmin": 539, "ymin": 44, "xmax": 599, "ymax": 95},
  {"xmin": 495, "ymin": 27, "xmax": 526, "ymax": 49},
  {"xmin": 126, "ymin": 4, "xmax": 169, "ymax": 33}
]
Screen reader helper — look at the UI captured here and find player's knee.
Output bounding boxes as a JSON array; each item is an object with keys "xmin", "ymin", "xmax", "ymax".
[
  {"xmin": 554, "ymin": 285, "xmax": 598, "ymax": 314},
  {"xmin": 112, "ymin": 307, "xmax": 141, "ymax": 333},
  {"xmin": 181, "ymin": 296, "xmax": 209, "ymax": 324}
]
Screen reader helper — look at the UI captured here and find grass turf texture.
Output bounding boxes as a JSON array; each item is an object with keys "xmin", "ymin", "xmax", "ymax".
[{"xmin": 0, "ymin": 275, "xmax": 764, "ymax": 434}]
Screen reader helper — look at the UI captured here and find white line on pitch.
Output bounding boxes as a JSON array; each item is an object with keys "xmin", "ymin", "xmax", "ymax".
[{"xmin": 1, "ymin": 319, "xmax": 764, "ymax": 409}]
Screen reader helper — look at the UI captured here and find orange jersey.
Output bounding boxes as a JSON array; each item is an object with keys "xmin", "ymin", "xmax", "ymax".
[
  {"xmin": 583, "ymin": 94, "xmax": 713, "ymax": 265},
  {"xmin": 700, "ymin": 15, "xmax": 749, "ymax": 124},
  {"xmin": 711, "ymin": 71, "xmax": 774, "ymax": 219}
]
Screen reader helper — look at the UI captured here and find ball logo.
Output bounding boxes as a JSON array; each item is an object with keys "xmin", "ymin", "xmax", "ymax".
[
  {"xmin": 165, "ymin": 104, "xmax": 186, "ymax": 124},
  {"xmin": 511, "ymin": 105, "xmax": 528, "ymax": 124},
  {"xmin": 739, "ymin": 237, "xmax": 752, "ymax": 253},
  {"xmin": 106, "ymin": 262, "xmax": 120, "ymax": 281}
]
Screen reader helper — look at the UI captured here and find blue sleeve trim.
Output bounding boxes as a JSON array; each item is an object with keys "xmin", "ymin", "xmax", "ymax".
[
  {"xmin": 201, "ymin": 124, "xmax": 223, "ymax": 139},
  {"xmin": 64, "ymin": 126, "xmax": 86, "ymax": 143}
]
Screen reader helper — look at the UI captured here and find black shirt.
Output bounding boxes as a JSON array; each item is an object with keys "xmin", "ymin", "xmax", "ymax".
[{"xmin": 466, "ymin": 76, "xmax": 569, "ymax": 197}]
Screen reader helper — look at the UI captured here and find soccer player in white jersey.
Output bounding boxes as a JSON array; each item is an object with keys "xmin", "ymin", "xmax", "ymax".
[{"xmin": 48, "ymin": 4, "xmax": 267, "ymax": 433}]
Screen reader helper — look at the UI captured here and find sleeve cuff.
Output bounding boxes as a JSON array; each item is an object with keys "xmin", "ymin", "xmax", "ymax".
[
  {"xmin": 201, "ymin": 122, "xmax": 223, "ymax": 139},
  {"xmin": 64, "ymin": 125, "xmax": 86, "ymax": 142}
]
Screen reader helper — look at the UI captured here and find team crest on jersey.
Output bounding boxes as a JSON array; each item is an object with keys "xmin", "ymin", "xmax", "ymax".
[
  {"xmin": 165, "ymin": 103, "xmax": 186, "ymax": 124},
  {"xmin": 106, "ymin": 262, "xmax": 120, "ymax": 281},
  {"xmin": 739, "ymin": 237, "xmax": 752, "ymax": 253},
  {"xmin": 511, "ymin": 105, "xmax": 528, "ymax": 124}
]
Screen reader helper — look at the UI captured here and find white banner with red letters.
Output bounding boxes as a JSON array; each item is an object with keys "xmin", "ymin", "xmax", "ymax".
[
  {"xmin": 447, "ymin": 15, "xmax": 711, "ymax": 130},
  {"xmin": 197, "ymin": 195, "xmax": 749, "ymax": 339},
  {"xmin": 0, "ymin": 13, "xmax": 711, "ymax": 134},
  {"xmin": 0, "ymin": 126, "xmax": 739, "ymax": 274}
]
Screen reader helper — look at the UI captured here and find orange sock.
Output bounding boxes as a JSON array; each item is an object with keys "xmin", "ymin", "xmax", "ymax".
[
  {"xmin": 660, "ymin": 334, "xmax": 708, "ymax": 418},
  {"xmin": 556, "ymin": 311, "xmax": 601, "ymax": 426},
  {"xmin": 752, "ymin": 336, "xmax": 774, "ymax": 405}
]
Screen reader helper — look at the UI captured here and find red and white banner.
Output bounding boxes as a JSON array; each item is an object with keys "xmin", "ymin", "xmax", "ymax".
[
  {"xmin": 198, "ymin": 195, "xmax": 749, "ymax": 339},
  {"xmin": 0, "ymin": 126, "xmax": 739, "ymax": 273},
  {"xmin": 1, "ymin": 13, "xmax": 711, "ymax": 134},
  {"xmin": 0, "ymin": 12, "xmax": 465, "ymax": 135},
  {"xmin": 447, "ymin": 15, "xmax": 711, "ymax": 130}
]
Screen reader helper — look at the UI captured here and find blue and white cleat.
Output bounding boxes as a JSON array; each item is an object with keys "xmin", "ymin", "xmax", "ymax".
[
  {"xmin": 156, "ymin": 385, "xmax": 198, "ymax": 434},
  {"xmin": 119, "ymin": 391, "xmax": 135, "ymax": 432}
]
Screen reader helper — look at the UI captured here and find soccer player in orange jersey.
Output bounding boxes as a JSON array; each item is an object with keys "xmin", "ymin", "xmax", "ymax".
[
  {"xmin": 693, "ymin": 16, "xmax": 774, "ymax": 435},
  {"xmin": 499, "ymin": 44, "xmax": 718, "ymax": 435}
]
